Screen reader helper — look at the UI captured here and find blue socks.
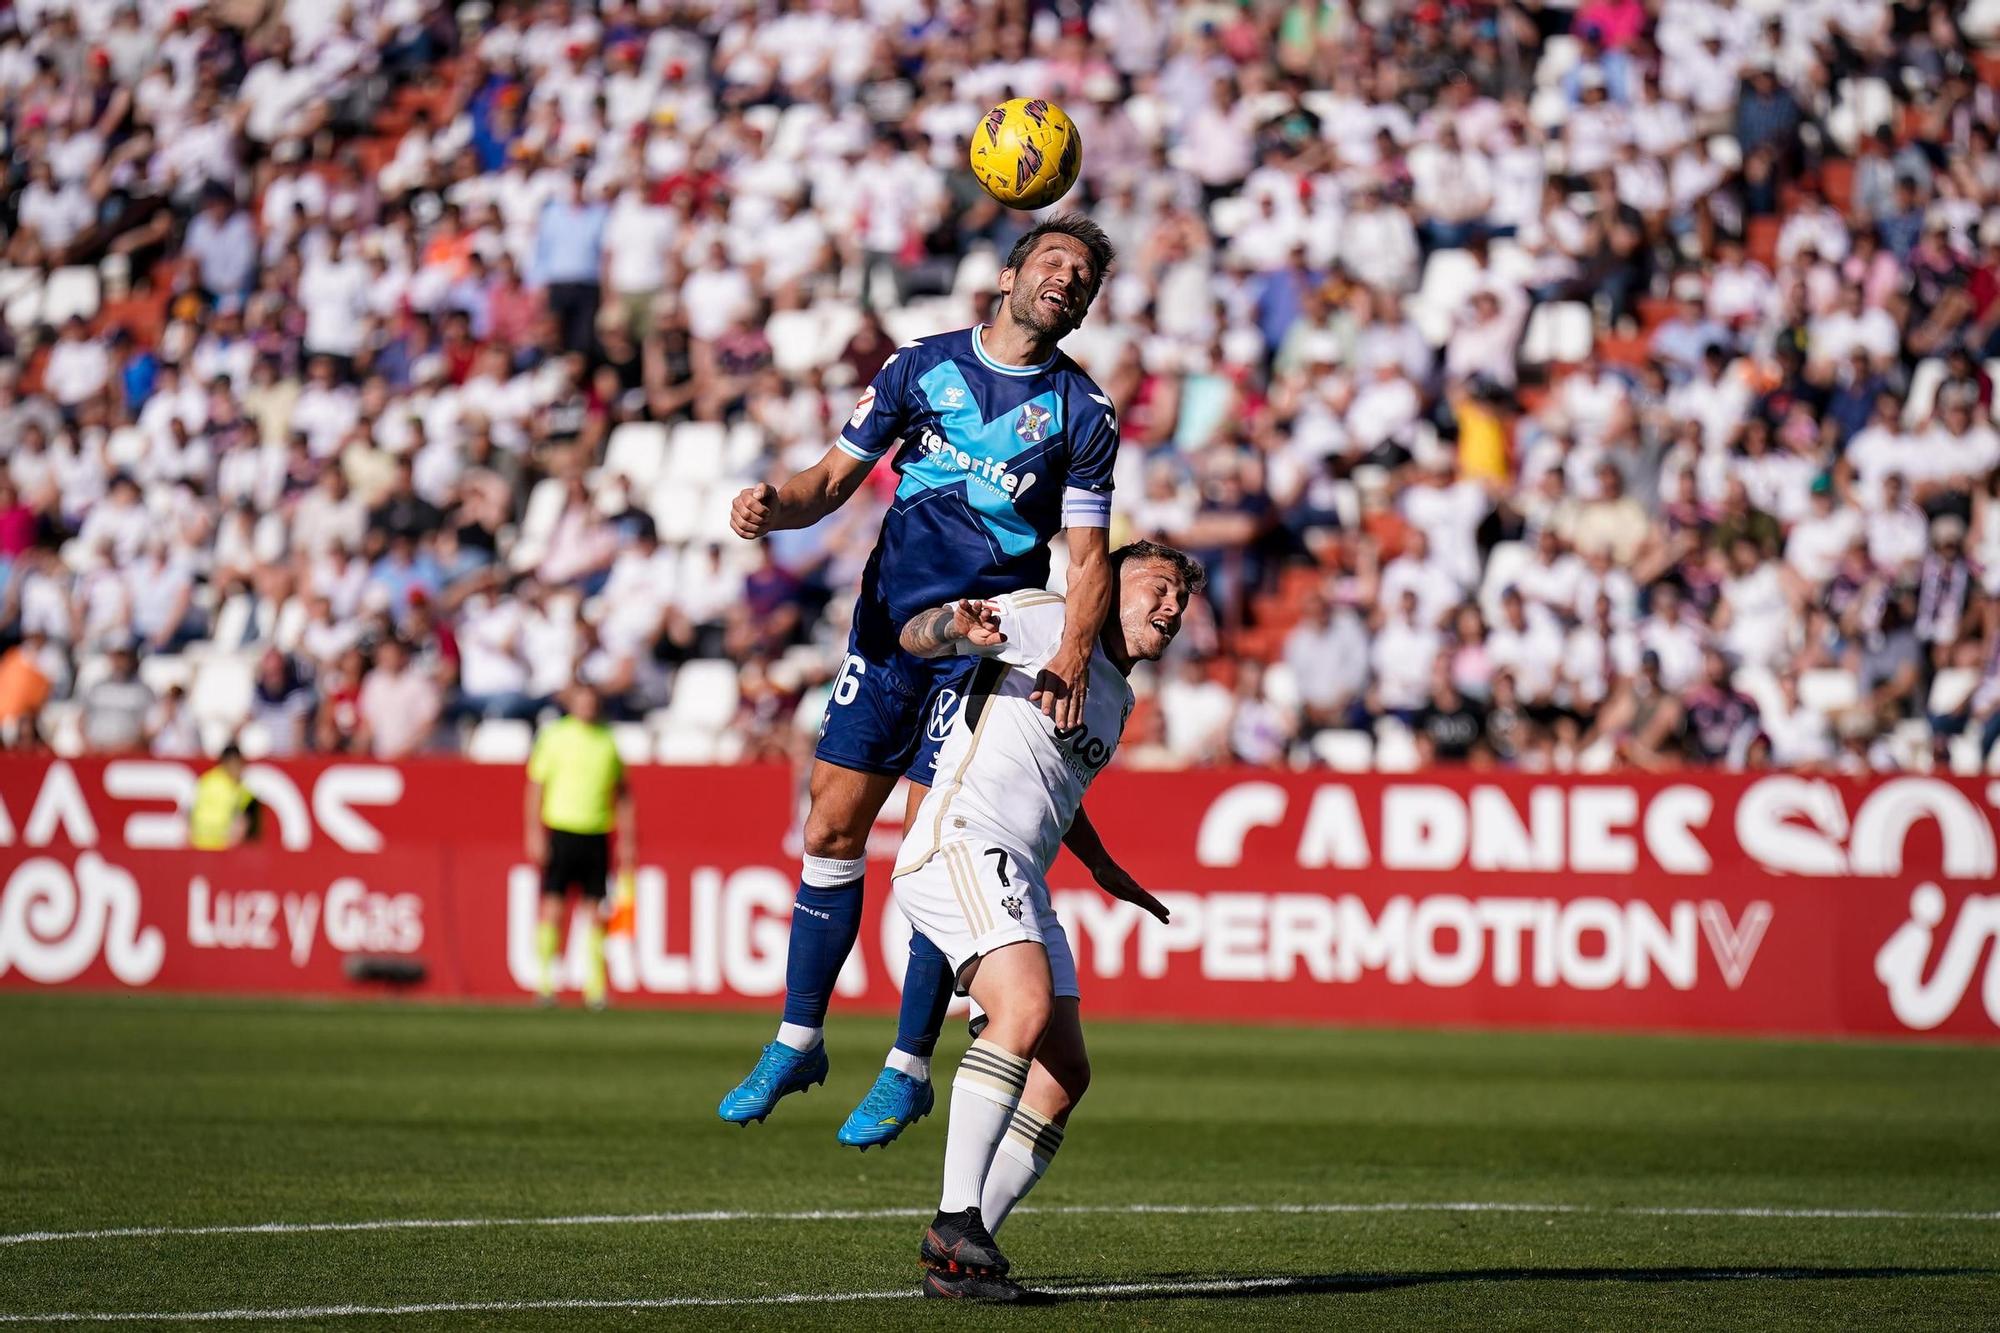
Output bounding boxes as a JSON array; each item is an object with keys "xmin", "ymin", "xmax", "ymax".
[
  {"xmin": 778, "ymin": 855, "xmax": 954, "ymax": 1074},
  {"xmin": 894, "ymin": 930, "xmax": 955, "ymax": 1058},
  {"xmin": 779, "ymin": 855, "xmax": 866, "ymax": 1045}
]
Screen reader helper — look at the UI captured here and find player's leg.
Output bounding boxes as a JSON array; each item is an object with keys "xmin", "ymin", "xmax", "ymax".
[
  {"xmin": 535, "ymin": 832, "xmax": 571, "ymax": 1004},
  {"xmin": 718, "ymin": 759, "xmax": 898, "ymax": 1123},
  {"xmin": 838, "ymin": 654, "xmax": 971, "ymax": 1147},
  {"xmin": 838, "ymin": 778, "xmax": 953, "ymax": 1149},
  {"xmin": 574, "ymin": 834, "xmax": 611, "ymax": 1012},
  {"xmin": 921, "ymin": 939, "xmax": 1051, "ymax": 1284},
  {"xmin": 983, "ymin": 998, "xmax": 1086, "ymax": 1235},
  {"xmin": 894, "ymin": 777, "xmax": 956, "ymax": 1069},
  {"xmin": 984, "ymin": 908, "xmax": 1084, "ymax": 1235},
  {"xmin": 535, "ymin": 890, "xmax": 563, "ymax": 1004}
]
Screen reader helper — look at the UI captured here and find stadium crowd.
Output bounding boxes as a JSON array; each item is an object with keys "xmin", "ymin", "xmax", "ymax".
[{"xmin": 2, "ymin": 0, "xmax": 2000, "ymax": 774}]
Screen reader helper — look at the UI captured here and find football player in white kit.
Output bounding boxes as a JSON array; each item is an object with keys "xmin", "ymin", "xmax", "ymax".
[{"xmin": 889, "ymin": 539, "xmax": 1203, "ymax": 1302}]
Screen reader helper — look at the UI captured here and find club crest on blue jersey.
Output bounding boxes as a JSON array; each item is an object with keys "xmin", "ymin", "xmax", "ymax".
[{"xmin": 1014, "ymin": 402, "xmax": 1051, "ymax": 443}]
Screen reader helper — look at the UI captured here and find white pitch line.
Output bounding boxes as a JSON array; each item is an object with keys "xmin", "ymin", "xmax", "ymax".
[
  {"xmin": 0, "ymin": 1269, "xmax": 1963, "ymax": 1326},
  {"xmin": 2, "ymin": 1200, "xmax": 1996, "ymax": 1250}
]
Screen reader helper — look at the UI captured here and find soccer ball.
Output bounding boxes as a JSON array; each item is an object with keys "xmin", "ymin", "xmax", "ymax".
[{"xmin": 969, "ymin": 98, "xmax": 1082, "ymax": 211}]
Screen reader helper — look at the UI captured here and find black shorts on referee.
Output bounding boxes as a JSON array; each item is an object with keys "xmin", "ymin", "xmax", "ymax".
[{"xmin": 542, "ymin": 829, "xmax": 611, "ymax": 899}]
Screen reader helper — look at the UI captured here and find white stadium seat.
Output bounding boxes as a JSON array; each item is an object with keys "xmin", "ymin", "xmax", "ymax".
[
  {"xmin": 604, "ymin": 422, "xmax": 670, "ymax": 494},
  {"xmin": 666, "ymin": 659, "xmax": 741, "ymax": 729},
  {"xmin": 666, "ymin": 421, "xmax": 728, "ymax": 487},
  {"xmin": 1796, "ymin": 669, "xmax": 1860, "ymax": 716},
  {"xmin": 655, "ymin": 723, "xmax": 718, "ymax": 764},
  {"xmin": 468, "ymin": 719, "xmax": 534, "ymax": 764},
  {"xmin": 189, "ymin": 654, "xmax": 256, "ymax": 729},
  {"xmin": 1373, "ymin": 722, "xmax": 1420, "ymax": 773},
  {"xmin": 1902, "ymin": 358, "xmax": 1946, "ymax": 428},
  {"xmin": 612, "ymin": 722, "xmax": 654, "ymax": 765},
  {"xmin": 1312, "ymin": 729, "xmax": 1375, "ymax": 773},
  {"xmin": 1521, "ymin": 301, "xmax": 1593, "ymax": 364},
  {"xmin": 42, "ymin": 267, "xmax": 102, "ymax": 325}
]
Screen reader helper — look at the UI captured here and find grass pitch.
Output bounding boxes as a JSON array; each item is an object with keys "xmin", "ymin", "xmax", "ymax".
[{"xmin": 1, "ymin": 993, "xmax": 1996, "ymax": 1330}]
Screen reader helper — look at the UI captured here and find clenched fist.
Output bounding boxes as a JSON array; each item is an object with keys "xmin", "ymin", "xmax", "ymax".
[{"xmin": 731, "ymin": 482, "xmax": 777, "ymax": 539}]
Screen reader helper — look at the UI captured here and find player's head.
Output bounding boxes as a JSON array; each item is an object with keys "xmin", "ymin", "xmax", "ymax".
[
  {"xmin": 1104, "ymin": 540, "xmax": 1205, "ymax": 669},
  {"xmin": 566, "ymin": 680, "xmax": 603, "ymax": 723},
  {"xmin": 218, "ymin": 743, "xmax": 245, "ymax": 779},
  {"xmin": 998, "ymin": 214, "xmax": 1115, "ymax": 339}
]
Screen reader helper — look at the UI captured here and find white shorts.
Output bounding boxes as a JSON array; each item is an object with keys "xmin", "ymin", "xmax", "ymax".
[{"xmin": 892, "ymin": 841, "xmax": 1078, "ymax": 1000}]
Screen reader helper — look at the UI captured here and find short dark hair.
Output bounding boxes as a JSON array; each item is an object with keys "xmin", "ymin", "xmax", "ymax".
[
  {"xmin": 1004, "ymin": 213, "xmax": 1116, "ymax": 302},
  {"xmin": 1111, "ymin": 539, "xmax": 1207, "ymax": 597}
]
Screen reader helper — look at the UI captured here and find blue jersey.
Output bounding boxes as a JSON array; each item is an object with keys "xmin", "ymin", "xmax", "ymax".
[{"xmin": 835, "ymin": 326, "xmax": 1118, "ymax": 657}]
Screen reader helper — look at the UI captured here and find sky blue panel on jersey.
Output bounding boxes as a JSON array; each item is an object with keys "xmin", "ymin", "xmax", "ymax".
[{"xmin": 892, "ymin": 358, "xmax": 1065, "ymax": 560}]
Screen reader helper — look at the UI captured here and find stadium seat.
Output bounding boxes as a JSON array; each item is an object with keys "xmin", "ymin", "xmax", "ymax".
[
  {"xmin": 1373, "ymin": 722, "xmax": 1420, "ymax": 772},
  {"xmin": 1927, "ymin": 668, "xmax": 1980, "ymax": 718},
  {"xmin": 725, "ymin": 421, "xmax": 766, "ymax": 473},
  {"xmin": 208, "ymin": 594, "xmax": 255, "ymax": 652},
  {"xmin": 2, "ymin": 272, "xmax": 42, "ymax": 330},
  {"xmin": 1796, "ymin": 669, "xmax": 1860, "ymax": 716},
  {"xmin": 884, "ymin": 296, "xmax": 962, "ymax": 349},
  {"xmin": 72, "ymin": 652, "xmax": 113, "ymax": 698},
  {"xmin": 138, "ymin": 654, "xmax": 191, "ymax": 697},
  {"xmin": 1209, "ymin": 195, "xmax": 1253, "ymax": 240},
  {"xmin": 767, "ymin": 308, "xmax": 826, "ymax": 375},
  {"xmin": 1262, "ymin": 661, "xmax": 1301, "ymax": 712},
  {"xmin": 511, "ymin": 477, "xmax": 568, "ymax": 571},
  {"xmin": 41, "ymin": 702, "xmax": 83, "ymax": 757},
  {"xmin": 666, "ymin": 658, "xmax": 741, "ymax": 729},
  {"xmin": 1987, "ymin": 362, "xmax": 2000, "ymax": 424},
  {"xmin": 1888, "ymin": 719, "xmax": 1934, "ymax": 772},
  {"xmin": 189, "ymin": 653, "xmax": 256, "ymax": 729},
  {"xmin": 1732, "ymin": 665, "xmax": 1785, "ymax": 722},
  {"xmin": 1477, "ymin": 541, "xmax": 1532, "ymax": 622},
  {"xmin": 665, "ymin": 422, "xmax": 728, "ymax": 487},
  {"xmin": 1967, "ymin": 0, "xmax": 2000, "ymax": 43},
  {"xmin": 1707, "ymin": 135, "xmax": 1743, "ymax": 172},
  {"xmin": 236, "ymin": 720, "xmax": 274, "ymax": 759},
  {"xmin": 1535, "ymin": 35, "xmax": 1581, "ymax": 89},
  {"xmin": 1312, "ymin": 729, "xmax": 1375, "ymax": 773},
  {"xmin": 655, "ymin": 723, "xmax": 718, "ymax": 764},
  {"xmin": 612, "ymin": 722, "xmax": 654, "ymax": 765},
  {"xmin": 42, "ymin": 267, "xmax": 102, "ymax": 325},
  {"xmin": 1902, "ymin": 359, "xmax": 1946, "ymax": 428},
  {"xmin": 649, "ymin": 476, "xmax": 702, "ymax": 543},
  {"xmin": 604, "ymin": 422, "xmax": 670, "ymax": 494},
  {"xmin": 1529, "ymin": 85, "xmax": 1569, "ymax": 130},
  {"xmin": 951, "ymin": 245, "xmax": 1000, "ymax": 295},
  {"xmin": 1521, "ymin": 302, "xmax": 1593, "ymax": 364},
  {"xmin": 1946, "ymin": 732, "xmax": 1988, "ymax": 776},
  {"xmin": 468, "ymin": 719, "xmax": 533, "ymax": 763}
]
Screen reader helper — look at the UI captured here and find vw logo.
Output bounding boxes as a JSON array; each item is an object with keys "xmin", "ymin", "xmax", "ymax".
[{"xmin": 926, "ymin": 688, "xmax": 961, "ymax": 743}]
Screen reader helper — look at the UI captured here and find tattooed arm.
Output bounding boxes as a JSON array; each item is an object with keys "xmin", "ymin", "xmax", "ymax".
[{"xmin": 899, "ymin": 599, "xmax": 1008, "ymax": 658}]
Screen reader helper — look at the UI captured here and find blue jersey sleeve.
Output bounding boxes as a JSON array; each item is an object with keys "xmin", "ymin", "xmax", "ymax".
[
  {"xmin": 1061, "ymin": 382, "xmax": 1118, "ymax": 528},
  {"xmin": 835, "ymin": 346, "xmax": 921, "ymax": 464}
]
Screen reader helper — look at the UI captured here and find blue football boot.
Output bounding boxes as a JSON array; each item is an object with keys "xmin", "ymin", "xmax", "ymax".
[
  {"xmin": 717, "ymin": 1041, "xmax": 828, "ymax": 1125},
  {"xmin": 835, "ymin": 1067, "xmax": 935, "ymax": 1150}
]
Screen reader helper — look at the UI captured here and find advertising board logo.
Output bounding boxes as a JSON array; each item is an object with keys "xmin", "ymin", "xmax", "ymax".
[
  {"xmin": 1875, "ymin": 884, "xmax": 2000, "ymax": 1030},
  {"xmin": 0, "ymin": 852, "xmax": 163, "ymax": 985}
]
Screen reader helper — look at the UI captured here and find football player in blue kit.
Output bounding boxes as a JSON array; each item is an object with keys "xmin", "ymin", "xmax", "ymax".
[{"xmin": 718, "ymin": 215, "xmax": 1123, "ymax": 1147}]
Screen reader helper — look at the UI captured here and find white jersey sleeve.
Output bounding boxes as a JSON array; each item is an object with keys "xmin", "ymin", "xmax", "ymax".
[{"xmin": 956, "ymin": 590, "xmax": 1068, "ymax": 672}]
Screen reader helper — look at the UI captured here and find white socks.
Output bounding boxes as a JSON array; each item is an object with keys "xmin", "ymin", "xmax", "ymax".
[
  {"xmin": 775, "ymin": 1022, "xmax": 822, "ymax": 1052},
  {"xmin": 981, "ymin": 1103, "xmax": 1063, "ymax": 1234},
  {"xmin": 938, "ymin": 1039, "xmax": 1028, "ymax": 1213},
  {"xmin": 885, "ymin": 1048, "xmax": 931, "ymax": 1080}
]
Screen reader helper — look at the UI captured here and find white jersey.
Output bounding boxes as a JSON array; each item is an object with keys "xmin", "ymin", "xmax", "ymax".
[{"xmin": 896, "ymin": 589, "xmax": 1134, "ymax": 880}]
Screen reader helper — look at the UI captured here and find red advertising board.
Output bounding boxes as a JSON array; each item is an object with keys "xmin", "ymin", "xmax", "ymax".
[{"xmin": 0, "ymin": 757, "xmax": 1995, "ymax": 1041}]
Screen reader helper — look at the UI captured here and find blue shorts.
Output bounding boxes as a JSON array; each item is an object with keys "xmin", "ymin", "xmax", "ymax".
[{"xmin": 815, "ymin": 635, "xmax": 978, "ymax": 788}]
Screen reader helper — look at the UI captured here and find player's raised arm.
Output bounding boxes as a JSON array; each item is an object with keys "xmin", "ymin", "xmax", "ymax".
[
  {"xmin": 899, "ymin": 599, "xmax": 1008, "ymax": 658},
  {"xmin": 732, "ymin": 352, "xmax": 915, "ymax": 539},
  {"xmin": 1032, "ymin": 512, "xmax": 1111, "ymax": 731},
  {"xmin": 729, "ymin": 443, "xmax": 875, "ymax": 539}
]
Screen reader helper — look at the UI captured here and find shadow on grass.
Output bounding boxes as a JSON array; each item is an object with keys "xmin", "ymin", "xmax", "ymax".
[{"xmin": 1031, "ymin": 1266, "xmax": 2000, "ymax": 1303}]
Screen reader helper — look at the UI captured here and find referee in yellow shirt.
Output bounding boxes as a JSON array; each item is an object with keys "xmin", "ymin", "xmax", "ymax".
[{"xmin": 525, "ymin": 683, "xmax": 635, "ymax": 1009}]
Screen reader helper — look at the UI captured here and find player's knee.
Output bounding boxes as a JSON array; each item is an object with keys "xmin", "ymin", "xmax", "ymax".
[{"xmin": 801, "ymin": 809, "xmax": 868, "ymax": 861}]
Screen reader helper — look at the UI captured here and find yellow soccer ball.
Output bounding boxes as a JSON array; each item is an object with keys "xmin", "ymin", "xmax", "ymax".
[{"xmin": 969, "ymin": 97, "xmax": 1082, "ymax": 210}]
